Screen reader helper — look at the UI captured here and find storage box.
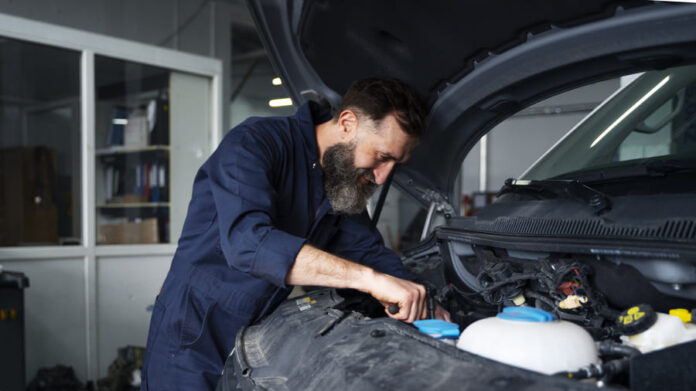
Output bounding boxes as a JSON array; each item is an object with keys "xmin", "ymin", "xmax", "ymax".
[
  {"xmin": 97, "ymin": 218, "xmax": 159, "ymax": 244},
  {"xmin": 109, "ymin": 194, "xmax": 149, "ymax": 204},
  {"xmin": 0, "ymin": 147, "xmax": 59, "ymax": 246},
  {"xmin": 123, "ymin": 108, "xmax": 149, "ymax": 147}
]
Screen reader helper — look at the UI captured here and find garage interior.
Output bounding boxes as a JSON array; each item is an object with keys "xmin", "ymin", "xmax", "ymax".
[{"xmin": 0, "ymin": 0, "xmax": 639, "ymax": 388}]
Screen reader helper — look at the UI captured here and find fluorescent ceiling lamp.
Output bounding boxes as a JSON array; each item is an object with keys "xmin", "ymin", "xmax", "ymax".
[
  {"xmin": 653, "ymin": 1, "xmax": 696, "ymax": 3},
  {"xmin": 272, "ymin": 77, "xmax": 282, "ymax": 86},
  {"xmin": 269, "ymin": 98, "xmax": 293, "ymax": 107},
  {"xmin": 112, "ymin": 118, "xmax": 128, "ymax": 125},
  {"xmin": 590, "ymin": 75, "xmax": 670, "ymax": 148}
]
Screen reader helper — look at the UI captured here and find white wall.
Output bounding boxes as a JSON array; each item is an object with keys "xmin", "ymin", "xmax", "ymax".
[
  {"xmin": 96, "ymin": 256, "xmax": 170, "ymax": 377},
  {"xmin": 1, "ymin": 254, "xmax": 175, "ymax": 381},
  {"xmin": 170, "ymin": 71, "xmax": 212, "ymax": 242},
  {"xmin": 1, "ymin": 258, "xmax": 89, "ymax": 380}
]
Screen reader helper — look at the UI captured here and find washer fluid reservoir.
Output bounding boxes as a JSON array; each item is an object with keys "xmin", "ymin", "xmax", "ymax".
[{"xmin": 457, "ymin": 307, "xmax": 599, "ymax": 375}]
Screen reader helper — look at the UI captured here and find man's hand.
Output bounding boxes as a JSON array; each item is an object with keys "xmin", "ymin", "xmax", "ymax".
[
  {"xmin": 434, "ymin": 303, "xmax": 451, "ymax": 322},
  {"xmin": 286, "ymin": 245, "xmax": 428, "ymax": 323},
  {"xmin": 366, "ymin": 272, "xmax": 427, "ymax": 323}
]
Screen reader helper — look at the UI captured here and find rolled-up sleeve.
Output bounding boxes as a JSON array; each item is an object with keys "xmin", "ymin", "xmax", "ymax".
[
  {"xmin": 208, "ymin": 128, "xmax": 306, "ymax": 287},
  {"xmin": 330, "ymin": 212, "xmax": 416, "ymax": 281}
]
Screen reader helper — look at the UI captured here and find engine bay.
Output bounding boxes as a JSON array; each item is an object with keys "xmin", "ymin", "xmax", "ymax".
[{"xmin": 400, "ymin": 231, "xmax": 696, "ymax": 390}]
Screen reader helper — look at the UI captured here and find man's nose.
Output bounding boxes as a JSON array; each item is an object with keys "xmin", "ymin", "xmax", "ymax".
[{"xmin": 373, "ymin": 161, "xmax": 395, "ymax": 185}]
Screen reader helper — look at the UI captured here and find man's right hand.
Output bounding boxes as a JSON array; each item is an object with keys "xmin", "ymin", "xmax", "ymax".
[
  {"xmin": 365, "ymin": 271, "xmax": 427, "ymax": 323},
  {"xmin": 286, "ymin": 245, "xmax": 428, "ymax": 323}
]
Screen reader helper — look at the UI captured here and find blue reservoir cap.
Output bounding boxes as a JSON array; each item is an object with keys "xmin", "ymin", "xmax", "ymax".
[
  {"xmin": 413, "ymin": 319, "xmax": 460, "ymax": 338},
  {"xmin": 497, "ymin": 307, "xmax": 555, "ymax": 322}
]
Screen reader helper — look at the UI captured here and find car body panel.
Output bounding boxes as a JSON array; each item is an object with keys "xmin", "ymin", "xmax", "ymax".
[{"xmin": 247, "ymin": 0, "xmax": 696, "ymax": 201}]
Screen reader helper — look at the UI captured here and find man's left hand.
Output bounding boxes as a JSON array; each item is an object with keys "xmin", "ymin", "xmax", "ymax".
[
  {"xmin": 420, "ymin": 303, "xmax": 450, "ymax": 322},
  {"xmin": 432, "ymin": 303, "xmax": 451, "ymax": 322}
]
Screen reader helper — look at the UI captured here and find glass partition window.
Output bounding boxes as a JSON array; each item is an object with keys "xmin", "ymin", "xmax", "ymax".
[
  {"xmin": 95, "ymin": 56, "xmax": 171, "ymax": 244},
  {"xmin": 0, "ymin": 37, "xmax": 81, "ymax": 246}
]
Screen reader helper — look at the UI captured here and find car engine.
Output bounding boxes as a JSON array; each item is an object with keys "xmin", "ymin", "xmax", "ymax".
[{"xmin": 402, "ymin": 233, "xmax": 696, "ymax": 390}]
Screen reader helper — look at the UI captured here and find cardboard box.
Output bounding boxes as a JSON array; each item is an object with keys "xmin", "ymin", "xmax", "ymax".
[
  {"xmin": 0, "ymin": 147, "xmax": 59, "ymax": 246},
  {"xmin": 97, "ymin": 218, "xmax": 159, "ymax": 244}
]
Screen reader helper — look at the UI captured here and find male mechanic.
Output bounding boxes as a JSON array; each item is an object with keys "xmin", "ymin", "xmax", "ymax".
[{"xmin": 141, "ymin": 78, "xmax": 447, "ymax": 390}]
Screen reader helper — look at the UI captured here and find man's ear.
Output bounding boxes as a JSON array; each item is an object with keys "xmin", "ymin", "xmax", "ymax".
[{"xmin": 337, "ymin": 109, "xmax": 359, "ymax": 141}]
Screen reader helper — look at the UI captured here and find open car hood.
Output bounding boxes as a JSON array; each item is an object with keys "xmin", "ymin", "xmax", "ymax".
[{"xmin": 248, "ymin": 0, "xmax": 696, "ymax": 203}]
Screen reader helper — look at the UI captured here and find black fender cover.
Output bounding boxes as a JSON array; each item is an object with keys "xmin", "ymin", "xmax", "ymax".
[{"xmin": 219, "ymin": 288, "xmax": 610, "ymax": 390}]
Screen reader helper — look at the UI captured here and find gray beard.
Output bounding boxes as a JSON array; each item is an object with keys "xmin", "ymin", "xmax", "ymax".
[{"xmin": 321, "ymin": 142, "xmax": 377, "ymax": 214}]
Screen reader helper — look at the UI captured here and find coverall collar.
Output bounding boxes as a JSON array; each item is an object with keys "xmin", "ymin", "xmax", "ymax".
[{"xmin": 293, "ymin": 101, "xmax": 333, "ymax": 167}]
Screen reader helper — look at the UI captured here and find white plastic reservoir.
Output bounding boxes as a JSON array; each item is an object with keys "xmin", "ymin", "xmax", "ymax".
[
  {"xmin": 457, "ymin": 307, "xmax": 599, "ymax": 375},
  {"xmin": 620, "ymin": 312, "xmax": 696, "ymax": 353}
]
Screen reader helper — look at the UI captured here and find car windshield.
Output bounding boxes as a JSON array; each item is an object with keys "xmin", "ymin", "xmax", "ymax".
[{"xmin": 523, "ymin": 64, "xmax": 696, "ymax": 181}]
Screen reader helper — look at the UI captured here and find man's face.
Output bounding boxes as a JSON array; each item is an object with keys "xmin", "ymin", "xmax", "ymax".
[{"xmin": 322, "ymin": 113, "xmax": 416, "ymax": 214}]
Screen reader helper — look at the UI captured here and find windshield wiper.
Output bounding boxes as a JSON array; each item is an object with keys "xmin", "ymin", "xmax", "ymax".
[
  {"xmin": 553, "ymin": 158, "xmax": 696, "ymax": 183},
  {"xmin": 499, "ymin": 179, "xmax": 612, "ymax": 215},
  {"xmin": 644, "ymin": 159, "xmax": 696, "ymax": 176}
]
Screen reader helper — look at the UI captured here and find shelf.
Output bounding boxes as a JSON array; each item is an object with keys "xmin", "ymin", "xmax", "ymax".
[
  {"xmin": 96, "ymin": 145, "xmax": 170, "ymax": 156},
  {"xmin": 97, "ymin": 202, "xmax": 170, "ymax": 208}
]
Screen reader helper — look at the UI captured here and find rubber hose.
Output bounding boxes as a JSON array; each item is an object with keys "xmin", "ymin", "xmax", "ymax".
[{"xmin": 599, "ymin": 340, "xmax": 641, "ymax": 358}]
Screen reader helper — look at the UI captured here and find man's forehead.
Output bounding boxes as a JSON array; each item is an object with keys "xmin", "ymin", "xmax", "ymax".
[
  {"xmin": 377, "ymin": 140, "xmax": 415, "ymax": 162},
  {"xmin": 373, "ymin": 127, "xmax": 417, "ymax": 162}
]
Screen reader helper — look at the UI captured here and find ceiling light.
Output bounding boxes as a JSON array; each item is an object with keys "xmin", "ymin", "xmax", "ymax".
[
  {"xmin": 269, "ymin": 98, "xmax": 293, "ymax": 107},
  {"xmin": 112, "ymin": 118, "xmax": 128, "ymax": 125},
  {"xmin": 272, "ymin": 77, "xmax": 282, "ymax": 86},
  {"xmin": 590, "ymin": 75, "xmax": 670, "ymax": 148}
]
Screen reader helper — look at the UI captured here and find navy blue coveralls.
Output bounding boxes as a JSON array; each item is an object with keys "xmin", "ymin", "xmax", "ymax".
[{"xmin": 140, "ymin": 102, "xmax": 413, "ymax": 390}]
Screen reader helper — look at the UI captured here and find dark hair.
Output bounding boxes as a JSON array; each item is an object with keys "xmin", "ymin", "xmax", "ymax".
[{"xmin": 334, "ymin": 78, "xmax": 426, "ymax": 139}]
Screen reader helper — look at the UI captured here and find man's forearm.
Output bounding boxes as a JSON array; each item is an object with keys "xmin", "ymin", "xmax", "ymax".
[
  {"xmin": 285, "ymin": 244, "xmax": 431, "ymax": 323},
  {"xmin": 285, "ymin": 244, "xmax": 376, "ymax": 292}
]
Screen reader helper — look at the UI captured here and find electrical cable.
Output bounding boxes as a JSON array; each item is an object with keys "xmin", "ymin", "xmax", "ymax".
[{"xmin": 525, "ymin": 290, "xmax": 557, "ymax": 312}]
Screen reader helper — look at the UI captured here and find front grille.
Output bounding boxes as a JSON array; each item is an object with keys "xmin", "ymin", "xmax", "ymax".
[{"xmin": 486, "ymin": 217, "xmax": 696, "ymax": 241}]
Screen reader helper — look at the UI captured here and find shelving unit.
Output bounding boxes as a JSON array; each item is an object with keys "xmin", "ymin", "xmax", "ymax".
[
  {"xmin": 94, "ymin": 60, "xmax": 174, "ymax": 245},
  {"xmin": 95, "ymin": 145, "xmax": 170, "ymax": 156},
  {"xmin": 0, "ymin": 12, "xmax": 223, "ymax": 383},
  {"xmin": 97, "ymin": 203, "xmax": 170, "ymax": 208}
]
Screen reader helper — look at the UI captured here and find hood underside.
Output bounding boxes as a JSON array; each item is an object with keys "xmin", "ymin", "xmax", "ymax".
[
  {"xmin": 248, "ymin": 0, "xmax": 696, "ymax": 201},
  {"xmin": 297, "ymin": 0, "xmax": 648, "ymax": 106}
]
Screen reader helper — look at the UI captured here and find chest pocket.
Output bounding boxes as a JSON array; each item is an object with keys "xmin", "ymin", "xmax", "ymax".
[{"xmin": 308, "ymin": 214, "xmax": 341, "ymax": 250}]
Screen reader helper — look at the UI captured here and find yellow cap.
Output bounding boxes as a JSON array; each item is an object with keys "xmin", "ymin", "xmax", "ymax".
[{"xmin": 669, "ymin": 308, "xmax": 692, "ymax": 323}]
